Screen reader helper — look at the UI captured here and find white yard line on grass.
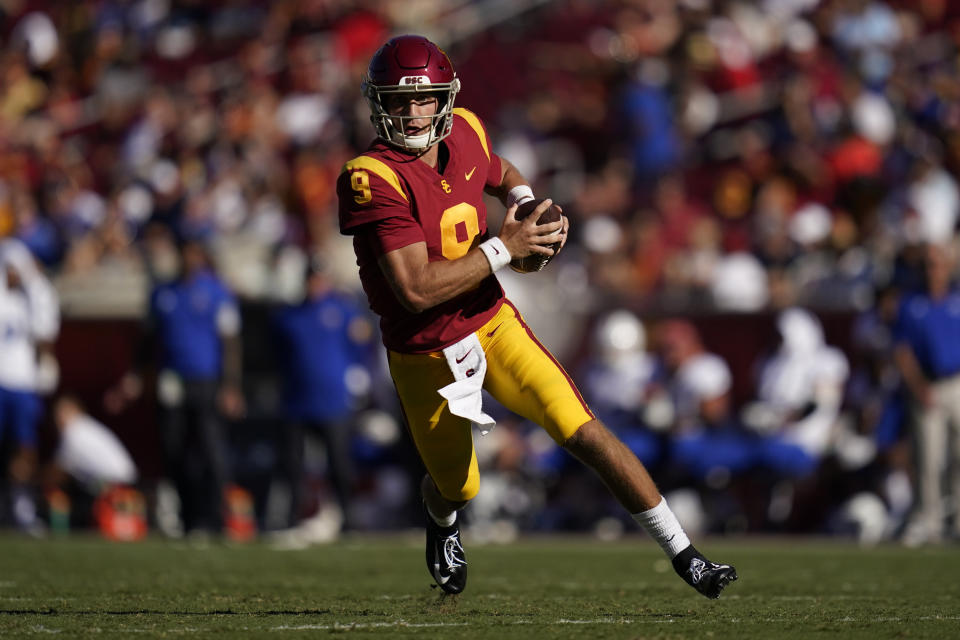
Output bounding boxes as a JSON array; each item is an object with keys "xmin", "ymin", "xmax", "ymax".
[
  {"xmin": 267, "ymin": 615, "xmax": 960, "ymax": 632},
  {"xmin": 22, "ymin": 629, "xmax": 200, "ymax": 636},
  {"xmin": 109, "ymin": 629, "xmax": 199, "ymax": 634},
  {"xmin": 273, "ymin": 622, "xmax": 470, "ymax": 631},
  {"xmin": 555, "ymin": 619, "xmax": 642, "ymax": 625},
  {"xmin": 11, "ymin": 614, "xmax": 960, "ymax": 635}
]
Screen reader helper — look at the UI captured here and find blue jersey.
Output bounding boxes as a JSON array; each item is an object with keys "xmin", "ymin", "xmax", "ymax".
[
  {"xmin": 273, "ymin": 293, "xmax": 372, "ymax": 422},
  {"xmin": 893, "ymin": 290, "xmax": 960, "ymax": 379},
  {"xmin": 150, "ymin": 270, "xmax": 238, "ymax": 380}
]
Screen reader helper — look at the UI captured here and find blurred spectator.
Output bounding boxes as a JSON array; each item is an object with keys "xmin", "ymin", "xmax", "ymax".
[
  {"xmin": 849, "ymin": 281, "xmax": 913, "ymax": 535},
  {"xmin": 710, "ymin": 251, "xmax": 771, "ymax": 311},
  {"xmin": 106, "ymin": 237, "xmax": 243, "ymax": 538},
  {"xmin": 0, "ymin": 238, "xmax": 59, "ymax": 534},
  {"xmin": 893, "ymin": 242, "xmax": 960, "ymax": 545},
  {"xmin": 43, "ymin": 394, "xmax": 138, "ymax": 530},
  {"xmin": 906, "ymin": 156, "xmax": 959, "ymax": 244},
  {"xmin": 744, "ymin": 307, "xmax": 852, "ymax": 528},
  {"xmin": 645, "ymin": 319, "xmax": 768, "ymax": 532},
  {"xmin": 665, "ymin": 340, "xmax": 759, "ymax": 532},
  {"xmin": 832, "ymin": 0, "xmax": 902, "ymax": 83},
  {"xmin": 747, "ymin": 308, "xmax": 850, "ymax": 466},
  {"xmin": 653, "ymin": 319, "xmax": 733, "ymax": 432},
  {"xmin": 620, "ymin": 59, "xmax": 683, "ymax": 187},
  {"xmin": 850, "ymin": 283, "xmax": 904, "ymax": 450},
  {"xmin": 270, "ymin": 253, "xmax": 375, "ymax": 538},
  {"xmin": 581, "ymin": 309, "xmax": 661, "ymax": 466},
  {"xmin": 583, "ymin": 310, "xmax": 656, "ymax": 416},
  {"xmin": 0, "ymin": 239, "xmax": 60, "ymax": 393},
  {"xmin": 50, "ymin": 394, "xmax": 137, "ymax": 488}
]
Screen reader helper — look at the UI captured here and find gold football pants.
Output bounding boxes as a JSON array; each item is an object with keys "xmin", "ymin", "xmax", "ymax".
[{"xmin": 387, "ymin": 300, "xmax": 595, "ymax": 502}]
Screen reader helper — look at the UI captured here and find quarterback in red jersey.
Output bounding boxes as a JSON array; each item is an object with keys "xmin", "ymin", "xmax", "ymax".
[{"xmin": 337, "ymin": 35, "xmax": 737, "ymax": 598}]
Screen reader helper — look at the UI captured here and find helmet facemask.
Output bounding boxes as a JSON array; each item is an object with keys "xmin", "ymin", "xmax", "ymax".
[{"xmin": 363, "ymin": 77, "xmax": 461, "ymax": 151}]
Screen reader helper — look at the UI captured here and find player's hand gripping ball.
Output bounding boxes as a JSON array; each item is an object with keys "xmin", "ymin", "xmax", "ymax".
[{"xmin": 510, "ymin": 198, "xmax": 564, "ymax": 273}]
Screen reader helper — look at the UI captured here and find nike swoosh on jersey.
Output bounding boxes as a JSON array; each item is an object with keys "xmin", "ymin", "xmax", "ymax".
[
  {"xmin": 456, "ymin": 349, "xmax": 473, "ymax": 364},
  {"xmin": 465, "ymin": 166, "xmax": 477, "ymax": 181},
  {"xmin": 486, "ymin": 323, "xmax": 503, "ymax": 338}
]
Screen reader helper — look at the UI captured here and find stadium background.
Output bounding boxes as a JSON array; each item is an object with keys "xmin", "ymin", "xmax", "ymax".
[{"xmin": 0, "ymin": 0, "xmax": 954, "ymax": 543}]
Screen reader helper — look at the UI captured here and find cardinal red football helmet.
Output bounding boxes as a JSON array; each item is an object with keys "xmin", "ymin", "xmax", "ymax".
[{"xmin": 362, "ymin": 35, "xmax": 461, "ymax": 151}]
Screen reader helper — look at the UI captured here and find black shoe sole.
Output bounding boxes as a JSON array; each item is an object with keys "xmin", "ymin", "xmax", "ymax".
[{"xmin": 701, "ymin": 567, "xmax": 738, "ymax": 599}]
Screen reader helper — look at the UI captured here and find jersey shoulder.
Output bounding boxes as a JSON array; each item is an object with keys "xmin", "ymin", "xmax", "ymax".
[
  {"xmin": 338, "ymin": 150, "xmax": 414, "ymax": 233},
  {"xmin": 340, "ymin": 152, "xmax": 411, "ymax": 203},
  {"xmin": 452, "ymin": 107, "xmax": 491, "ymax": 161}
]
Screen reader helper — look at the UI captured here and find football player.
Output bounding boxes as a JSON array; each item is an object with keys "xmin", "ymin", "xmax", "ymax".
[
  {"xmin": 337, "ymin": 35, "xmax": 737, "ymax": 598},
  {"xmin": 0, "ymin": 239, "xmax": 59, "ymax": 534}
]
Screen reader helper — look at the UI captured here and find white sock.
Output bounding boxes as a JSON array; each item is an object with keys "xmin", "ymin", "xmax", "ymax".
[
  {"xmin": 632, "ymin": 496, "xmax": 690, "ymax": 558},
  {"xmin": 426, "ymin": 503, "xmax": 456, "ymax": 528}
]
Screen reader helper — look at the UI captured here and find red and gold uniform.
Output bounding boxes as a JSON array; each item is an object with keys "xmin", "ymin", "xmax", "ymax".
[
  {"xmin": 339, "ymin": 108, "xmax": 504, "ymax": 353},
  {"xmin": 338, "ymin": 109, "xmax": 594, "ymax": 501}
]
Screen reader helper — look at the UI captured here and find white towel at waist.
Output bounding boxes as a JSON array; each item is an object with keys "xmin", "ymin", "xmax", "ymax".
[{"xmin": 438, "ymin": 332, "xmax": 496, "ymax": 435}]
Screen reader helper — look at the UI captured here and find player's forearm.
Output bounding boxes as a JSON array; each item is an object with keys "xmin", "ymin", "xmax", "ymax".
[
  {"xmin": 388, "ymin": 249, "xmax": 493, "ymax": 313},
  {"xmin": 486, "ymin": 158, "xmax": 530, "ymax": 205}
]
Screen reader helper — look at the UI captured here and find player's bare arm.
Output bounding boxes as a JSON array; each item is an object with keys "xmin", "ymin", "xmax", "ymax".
[
  {"xmin": 377, "ymin": 207, "xmax": 563, "ymax": 313},
  {"xmin": 378, "ymin": 241, "xmax": 492, "ymax": 313}
]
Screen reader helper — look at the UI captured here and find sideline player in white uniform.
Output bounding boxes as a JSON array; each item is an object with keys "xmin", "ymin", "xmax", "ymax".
[{"xmin": 0, "ymin": 239, "xmax": 60, "ymax": 531}]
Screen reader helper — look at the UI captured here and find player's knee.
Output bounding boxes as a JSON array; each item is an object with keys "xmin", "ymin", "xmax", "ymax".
[
  {"xmin": 562, "ymin": 419, "xmax": 621, "ymax": 466},
  {"xmin": 441, "ymin": 479, "xmax": 478, "ymax": 505},
  {"xmin": 563, "ymin": 419, "xmax": 605, "ymax": 452},
  {"xmin": 423, "ymin": 473, "xmax": 477, "ymax": 506}
]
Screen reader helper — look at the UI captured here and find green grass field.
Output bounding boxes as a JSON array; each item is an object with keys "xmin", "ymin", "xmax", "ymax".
[{"xmin": 0, "ymin": 533, "xmax": 957, "ymax": 639}]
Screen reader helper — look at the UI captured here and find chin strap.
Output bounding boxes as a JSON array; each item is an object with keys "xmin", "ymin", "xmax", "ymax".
[{"xmin": 389, "ymin": 128, "xmax": 433, "ymax": 150}]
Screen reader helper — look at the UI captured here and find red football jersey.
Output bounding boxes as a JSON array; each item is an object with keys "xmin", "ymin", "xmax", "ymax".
[{"xmin": 338, "ymin": 108, "xmax": 505, "ymax": 353}]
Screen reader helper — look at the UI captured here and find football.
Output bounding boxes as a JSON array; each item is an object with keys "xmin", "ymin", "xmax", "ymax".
[{"xmin": 510, "ymin": 198, "xmax": 564, "ymax": 273}]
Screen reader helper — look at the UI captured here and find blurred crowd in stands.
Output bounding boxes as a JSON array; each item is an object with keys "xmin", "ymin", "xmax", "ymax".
[{"xmin": 2, "ymin": 0, "xmax": 960, "ymax": 546}]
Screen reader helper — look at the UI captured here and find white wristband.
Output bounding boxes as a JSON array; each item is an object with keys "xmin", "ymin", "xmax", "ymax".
[
  {"xmin": 479, "ymin": 237, "xmax": 511, "ymax": 271},
  {"xmin": 507, "ymin": 185, "xmax": 535, "ymax": 208}
]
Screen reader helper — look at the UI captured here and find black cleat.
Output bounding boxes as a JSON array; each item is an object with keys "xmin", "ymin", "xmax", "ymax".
[
  {"xmin": 672, "ymin": 545, "xmax": 738, "ymax": 599},
  {"xmin": 424, "ymin": 505, "xmax": 467, "ymax": 594}
]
